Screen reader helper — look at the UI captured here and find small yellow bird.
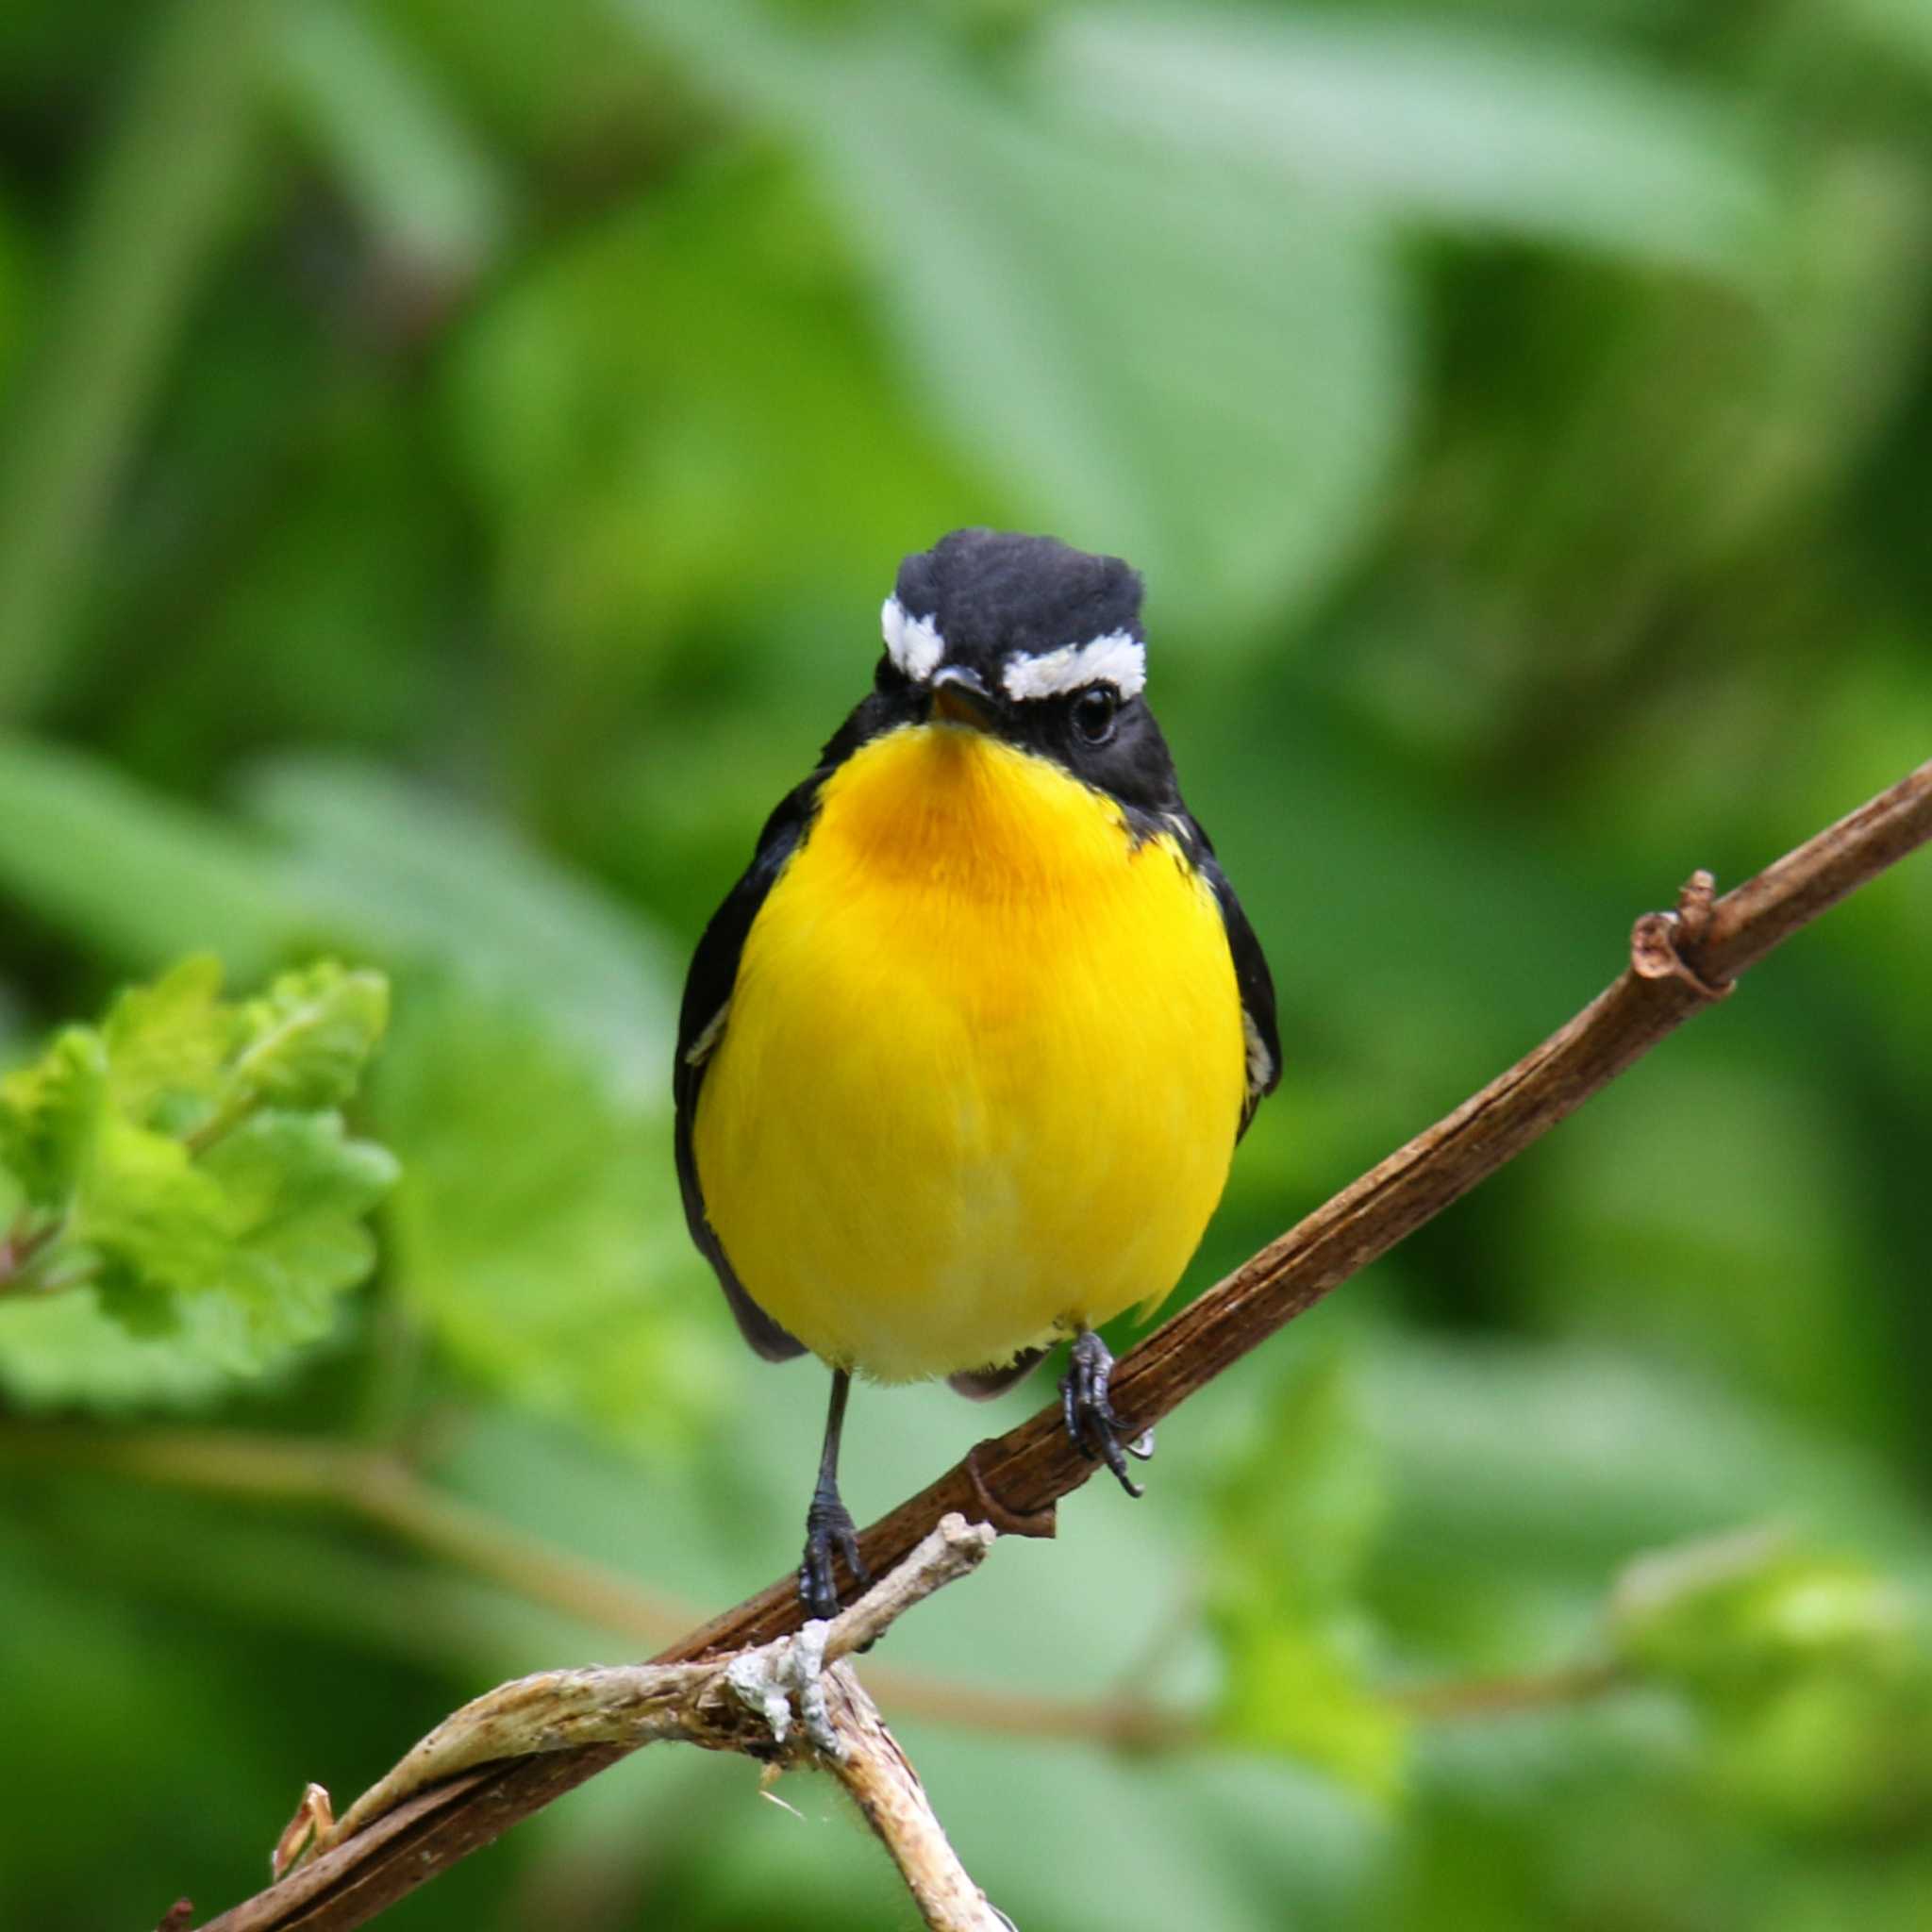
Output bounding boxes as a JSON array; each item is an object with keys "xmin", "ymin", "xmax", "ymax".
[{"xmin": 675, "ymin": 530, "xmax": 1278, "ymax": 1616}]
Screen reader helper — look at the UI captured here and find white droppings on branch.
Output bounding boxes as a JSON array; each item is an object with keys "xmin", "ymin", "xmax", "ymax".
[{"xmin": 729, "ymin": 1616, "xmax": 841, "ymax": 1756}]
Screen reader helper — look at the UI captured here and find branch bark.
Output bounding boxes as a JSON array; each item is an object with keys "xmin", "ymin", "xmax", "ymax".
[
  {"xmin": 813, "ymin": 1669, "xmax": 1009, "ymax": 1932},
  {"xmin": 266, "ymin": 1518, "xmax": 1004, "ymax": 1932},
  {"xmin": 192, "ymin": 756, "xmax": 1932, "ymax": 1932}
]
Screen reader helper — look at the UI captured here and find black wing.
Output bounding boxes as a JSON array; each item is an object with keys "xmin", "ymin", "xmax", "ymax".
[
  {"xmin": 1212, "ymin": 858, "xmax": 1281, "ymax": 1136},
  {"xmin": 1174, "ymin": 813, "xmax": 1280, "ymax": 1137},
  {"xmin": 673, "ymin": 776, "xmax": 825, "ymax": 1361},
  {"xmin": 675, "ymin": 674, "xmax": 930, "ymax": 1361}
]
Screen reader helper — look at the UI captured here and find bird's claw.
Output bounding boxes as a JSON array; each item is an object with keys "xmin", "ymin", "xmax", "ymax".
[
  {"xmin": 1059, "ymin": 1329, "xmax": 1148, "ymax": 1498},
  {"xmin": 799, "ymin": 1490, "xmax": 870, "ymax": 1620}
]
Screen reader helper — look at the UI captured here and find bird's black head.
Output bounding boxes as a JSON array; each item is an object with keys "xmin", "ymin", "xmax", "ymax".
[{"xmin": 831, "ymin": 528, "xmax": 1183, "ymax": 815}]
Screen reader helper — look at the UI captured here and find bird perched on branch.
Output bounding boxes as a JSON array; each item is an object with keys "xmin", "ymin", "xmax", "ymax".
[{"xmin": 675, "ymin": 529, "xmax": 1279, "ymax": 1618}]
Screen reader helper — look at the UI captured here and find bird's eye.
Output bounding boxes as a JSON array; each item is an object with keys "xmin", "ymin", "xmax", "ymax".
[{"xmin": 1071, "ymin": 685, "xmax": 1119, "ymax": 745}]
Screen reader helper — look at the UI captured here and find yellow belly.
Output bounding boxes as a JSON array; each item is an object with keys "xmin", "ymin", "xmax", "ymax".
[{"xmin": 692, "ymin": 722, "xmax": 1246, "ymax": 1382}]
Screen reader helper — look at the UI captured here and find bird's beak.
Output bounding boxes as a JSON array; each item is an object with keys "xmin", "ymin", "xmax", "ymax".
[{"xmin": 929, "ymin": 664, "xmax": 1000, "ymax": 731}]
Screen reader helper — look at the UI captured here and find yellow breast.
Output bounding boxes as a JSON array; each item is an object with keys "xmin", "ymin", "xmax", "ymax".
[{"xmin": 691, "ymin": 722, "xmax": 1246, "ymax": 1382}]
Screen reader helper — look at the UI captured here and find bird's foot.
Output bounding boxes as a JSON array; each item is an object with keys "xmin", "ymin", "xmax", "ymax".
[
  {"xmin": 1059, "ymin": 1328, "xmax": 1154, "ymax": 1498},
  {"xmin": 799, "ymin": 1486, "xmax": 870, "ymax": 1621}
]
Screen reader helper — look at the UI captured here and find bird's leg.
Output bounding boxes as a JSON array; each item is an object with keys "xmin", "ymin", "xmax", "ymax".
[
  {"xmin": 1059, "ymin": 1326, "xmax": 1154, "ymax": 1499},
  {"xmin": 799, "ymin": 1368, "xmax": 871, "ymax": 1621}
]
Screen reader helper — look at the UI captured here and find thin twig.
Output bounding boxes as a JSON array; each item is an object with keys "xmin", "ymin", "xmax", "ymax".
[
  {"xmin": 1389, "ymin": 1661, "xmax": 1625, "ymax": 1723},
  {"xmin": 0, "ymin": 1426, "xmax": 691, "ymax": 1646},
  {"xmin": 814, "ymin": 1668, "xmax": 1008, "ymax": 1932},
  {"xmin": 9, "ymin": 1416, "xmax": 1605, "ymax": 1751},
  {"xmin": 316, "ymin": 1515, "xmax": 991, "ymax": 1852},
  {"xmin": 265, "ymin": 1519, "xmax": 1002, "ymax": 1932},
  {"xmin": 189, "ymin": 755, "xmax": 1932, "ymax": 1932},
  {"xmin": 6, "ymin": 1422, "xmax": 1171, "ymax": 1742},
  {"xmin": 0, "ymin": 1214, "xmax": 61, "ymax": 1293},
  {"xmin": 0, "ymin": 1419, "xmax": 1200, "ymax": 1751}
]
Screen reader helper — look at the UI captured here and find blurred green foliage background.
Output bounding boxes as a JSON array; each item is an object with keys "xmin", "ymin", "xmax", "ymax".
[{"xmin": 2, "ymin": 1, "xmax": 1930, "ymax": 1926}]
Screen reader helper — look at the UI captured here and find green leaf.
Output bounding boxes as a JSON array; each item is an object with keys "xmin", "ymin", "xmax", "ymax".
[
  {"xmin": 0, "ymin": 736, "xmax": 308, "ymax": 977},
  {"xmin": 1611, "ymin": 1528, "xmax": 1932, "ymax": 1831},
  {"xmin": 0, "ymin": 1025, "xmax": 108, "ymax": 1208},
  {"xmin": 1214, "ymin": 1346, "xmax": 1390, "ymax": 1608},
  {"xmin": 189, "ymin": 1110, "xmax": 398, "ymax": 1367},
  {"xmin": 624, "ymin": 1, "xmax": 1410, "ymax": 633},
  {"xmin": 71, "ymin": 1110, "xmax": 231, "ymax": 1300},
  {"xmin": 442, "ymin": 147, "xmax": 991, "ymax": 680},
  {"xmin": 229, "ymin": 960, "xmax": 391, "ymax": 1113},
  {"xmin": 1612, "ymin": 1529, "xmax": 1913, "ymax": 1699},
  {"xmin": 0, "ymin": 740, "xmax": 675, "ymax": 1119},
  {"xmin": 243, "ymin": 756, "xmax": 675, "ymax": 1103},
  {"xmin": 372, "ymin": 981, "xmax": 725, "ymax": 1456},
  {"xmin": 0, "ymin": 187, "xmax": 34, "ymax": 405},
  {"xmin": 1204, "ymin": 1346, "xmax": 1407, "ymax": 1792},
  {"xmin": 0, "ymin": 956, "xmax": 397, "ymax": 1392},
  {"xmin": 1361, "ymin": 1338, "xmax": 1932, "ymax": 1590},
  {"xmin": 1041, "ymin": 9, "xmax": 1776, "ymax": 274},
  {"xmin": 1507, "ymin": 1030, "xmax": 1900, "ymax": 1445},
  {"xmin": 99, "ymin": 953, "xmax": 235, "ymax": 1127},
  {"xmin": 275, "ymin": 0, "xmax": 514, "ymax": 280},
  {"xmin": 0, "ymin": 1286, "xmax": 236, "ymax": 1408},
  {"xmin": 1843, "ymin": 0, "xmax": 1932, "ymax": 79},
  {"xmin": 1214, "ymin": 1616, "xmax": 1408, "ymax": 1797}
]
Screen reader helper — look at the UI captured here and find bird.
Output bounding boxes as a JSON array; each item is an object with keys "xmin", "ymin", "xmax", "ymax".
[{"xmin": 675, "ymin": 528, "xmax": 1279, "ymax": 1620}]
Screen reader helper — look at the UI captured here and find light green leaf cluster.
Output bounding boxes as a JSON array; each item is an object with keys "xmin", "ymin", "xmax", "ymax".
[
  {"xmin": 0, "ymin": 739, "xmax": 723, "ymax": 1452},
  {"xmin": 0, "ymin": 956, "xmax": 395, "ymax": 1395},
  {"xmin": 1612, "ymin": 1530, "xmax": 1932, "ymax": 1831},
  {"xmin": 228, "ymin": 958, "xmax": 392, "ymax": 1112}
]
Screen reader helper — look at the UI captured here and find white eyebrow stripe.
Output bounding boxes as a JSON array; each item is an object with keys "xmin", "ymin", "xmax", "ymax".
[
  {"xmin": 1000, "ymin": 632, "xmax": 1146, "ymax": 703},
  {"xmin": 881, "ymin": 596, "xmax": 945, "ymax": 682}
]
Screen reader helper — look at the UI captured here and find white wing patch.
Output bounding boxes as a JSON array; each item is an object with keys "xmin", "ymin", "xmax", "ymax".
[
  {"xmin": 881, "ymin": 597, "xmax": 944, "ymax": 682},
  {"xmin": 1000, "ymin": 632, "xmax": 1147, "ymax": 703},
  {"xmin": 685, "ymin": 1001, "xmax": 731, "ymax": 1068},
  {"xmin": 1242, "ymin": 1009, "xmax": 1275, "ymax": 1103}
]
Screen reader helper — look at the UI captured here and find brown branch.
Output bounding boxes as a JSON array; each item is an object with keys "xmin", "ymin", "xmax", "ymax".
[
  {"xmin": 192, "ymin": 756, "xmax": 1932, "ymax": 1932},
  {"xmin": 0, "ymin": 1212, "xmax": 61, "ymax": 1293},
  {"xmin": 814, "ymin": 1669, "xmax": 1008, "ymax": 1931},
  {"xmin": 264, "ymin": 1520, "xmax": 1002, "ymax": 1932},
  {"xmin": 1390, "ymin": 1660, "xmax": 1625, "ymax": 1724}
]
